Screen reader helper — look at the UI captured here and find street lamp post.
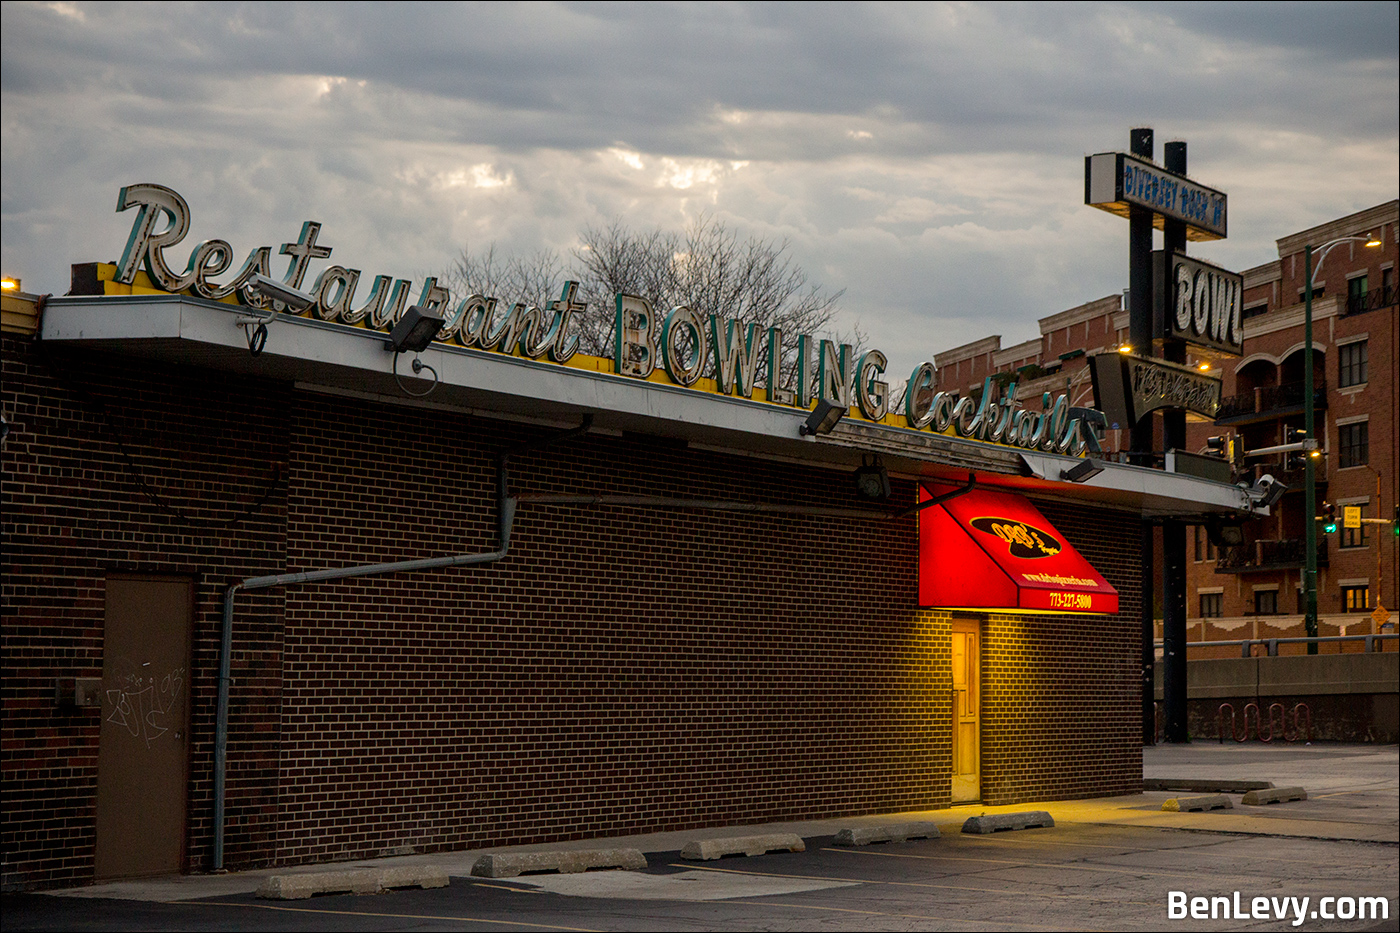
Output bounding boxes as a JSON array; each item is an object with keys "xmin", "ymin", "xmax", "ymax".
[
  {"xmin": 1304, "ymin": 245, "xmax": 1319, "ymax": 652},
  {"xmin": 1303, "ymin": 235, "xmax": 1381, "ymax": 653}
]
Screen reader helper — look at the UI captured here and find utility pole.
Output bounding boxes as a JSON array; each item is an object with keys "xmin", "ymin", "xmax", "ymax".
[{"xmin": 1127, "ymin": 128, "xmax": 1156, "ymax": 746}]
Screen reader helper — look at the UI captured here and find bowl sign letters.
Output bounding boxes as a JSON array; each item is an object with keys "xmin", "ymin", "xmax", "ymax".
[{"xmin": 1153, "ymin": 251, "xmax": 1244, "ymax": 356}]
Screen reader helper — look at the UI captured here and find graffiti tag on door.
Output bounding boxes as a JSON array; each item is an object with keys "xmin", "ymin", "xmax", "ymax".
[{"xmin": 106, "ymin": 659, "xmax": 185, "ymax": 747}]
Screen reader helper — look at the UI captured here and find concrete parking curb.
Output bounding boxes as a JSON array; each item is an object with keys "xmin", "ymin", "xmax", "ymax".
[
  {"xmin": 1145, "ymin": 778, "xmax": 1273, "ymax": 793},
  {"xmin": 962, "ymin": 811, "xmax": 1055, "ymax": 834},
  {"xmin": 1162, "ymin": 794, "xmax": 1233, "ymax": 812},
  {"xmin": 1242, "ymin": 786, "xmax": 1308, "ymax": 805},
  {"xmin": 470, "ymin": 849, "xmax": 647, "ymax": 878},
  {"xmin": 833, "ymin": 822, "xmax": 941, "ymax": 846},
  {"xmin": 256, "ymin": 866, "xmax": 448, "ymax": 900},
  {"xmin": 680, "ymin": 834, "xmax": 806, "ymax": 860}
]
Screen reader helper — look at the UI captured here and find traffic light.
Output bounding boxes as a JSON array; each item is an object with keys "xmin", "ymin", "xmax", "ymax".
[
  {"xmin": 1206, "ymin": 434, "xmax": 1245, "ymax": 472},
  {"xmin": 1322, "ymin": 501, "xmax": 1338, "ymax": 534},
  {"xmin": 1286, "ymin": 427, "xmax": 1306, "ymax": 443},
  {"xmin": 1286, "ymin": 453, "xmax": 1305, "ymax": 470}
]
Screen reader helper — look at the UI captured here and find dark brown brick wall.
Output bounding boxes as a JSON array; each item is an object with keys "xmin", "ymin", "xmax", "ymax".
[
  {"xmin": 4, "ymin": 334, "xmax": 1142, "ymax": 888},
  {"xmin": 271, "ymin": 392, "xmax": 948, "ymax": 864},
  {"xmin": 2, "ymin": 335, "xmax": 289, "ymax": 889},
  {"xmin": 980, "ymin": 501, "xmax": 1144, "ymax": 804}
]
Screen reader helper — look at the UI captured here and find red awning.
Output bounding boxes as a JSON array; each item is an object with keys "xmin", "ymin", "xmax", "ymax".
[{"xmin": 918, "ymin": 484, "xmax": 1119, "ymax": 614}]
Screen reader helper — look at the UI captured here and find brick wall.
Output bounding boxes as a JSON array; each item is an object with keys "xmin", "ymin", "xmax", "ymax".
[
  {"xmin": 270, "ymin": 391, "xmax": 950, "ymax": 863},
  {"xmin": 980, "ymin": 501, "xmax": 1143, "ymax": 804},
  {"xmin": 1, "ymin": 335, "xmax": 289, "ymax": 889},
  {"xmin": 4, "ymin": 334, "xmax": 1144, "ymax": 886}
]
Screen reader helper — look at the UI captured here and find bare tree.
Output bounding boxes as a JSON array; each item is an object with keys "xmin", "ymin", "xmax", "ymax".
[
  {"xmin": 444, "ymin": 242, "xmax": 564, "ymax": 312},
  {"xmin": 574, "ymin": 216, "xmax": 856, "ymax": 385},
  {"xmin": 445, "ymin": 217, "xmax": 858, "ymax": 386}
]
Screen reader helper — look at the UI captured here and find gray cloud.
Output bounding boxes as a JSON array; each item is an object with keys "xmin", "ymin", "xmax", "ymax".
[{"xmin": 3, "ymin": 0, "xmax": 1395, "ymax": 383}]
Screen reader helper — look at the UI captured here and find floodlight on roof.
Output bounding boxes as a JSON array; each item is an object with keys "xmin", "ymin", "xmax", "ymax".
[
  {"xmin": 387, "ymin": 305, "xmax": 444, "ymax": 354},
  {"xmin": 800, "ymin": 399, "xmax": 845, "ymax": 437}
]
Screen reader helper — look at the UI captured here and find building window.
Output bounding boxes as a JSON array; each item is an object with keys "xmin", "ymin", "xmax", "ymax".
[
  {"xmin": 1339, "ymin": 422, "xmax": 1368, "ymax": 468},
  {"xmin": 1193, "ymin": 526, "xmax": 1217, "ymax": 562},
  {"xmin": 1346, "ymin": 275, "xmax": 1369, "ymax": 314},
  {"xmin": 1338, "ymin": 341, "xmax": 1368, "ymax": 387},
  {"xmin": 1243, "ymin": 302, "xmax": 1268, "ymax": 320},
  {"xmin": 1200, "ymin": 593, "xmax": 1223, "ymax": 618},
  {"xmin": 1254, "ymin": 590, "xmax": 1278, "ymax": 616},
  {"xmin": 1341, "ymin": 585, "xmax": 1370, "ymax": 613},
  {"xmin": 1341, "ymin": 503, "xmax": 1370, "ymax": 549}
]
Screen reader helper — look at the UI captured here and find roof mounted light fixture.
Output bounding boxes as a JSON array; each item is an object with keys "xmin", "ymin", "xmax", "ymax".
[
  {"xmin": 1061, "ymin": 458, "xmax": 1104, "ymax": 483},
  {"xmin": 800, "ymin": 399, "xmax": 845, "ymax": 437},
  {"xmin": 386, "ymin": 304, "xmax": 444, "ymax": 354},
  {"xmin": 386, "ymin": 304, "xmax": 445, "ymax": 398},
  {"xmin": 854, "ymin": 455, "xmax": 891, "ymax": 500}
]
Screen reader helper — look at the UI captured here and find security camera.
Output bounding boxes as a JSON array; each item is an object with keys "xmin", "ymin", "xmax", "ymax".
[
  {"xmin": 249, "ymin": 274, "xmax": 314, "ymax": 312},
  {"xmin": 1252, "ymin": 473, "xmax": 1287, "ymax": 509}
]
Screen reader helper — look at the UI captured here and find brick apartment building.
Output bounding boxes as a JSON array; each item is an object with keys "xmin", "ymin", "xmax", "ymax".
[
  {"xmin": 933, "ymin": 200, "xmax": 1399, "ymax": 651},
  {"xmin": 1186, "ymin": 201, "xmax": 1398, "ymax": 646},
  {"xmin": 1, "ymin": 186, "xmax": 1256, "ymax": 889}
]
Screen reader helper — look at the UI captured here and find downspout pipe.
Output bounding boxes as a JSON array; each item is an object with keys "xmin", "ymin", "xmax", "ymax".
[
  {"xmin": 212, "ymin": 416, "xmax": 590, "ymax": 872},
  {"xmin": 213, "ymin": 500, "xmax": 516, "ymax": 871}
]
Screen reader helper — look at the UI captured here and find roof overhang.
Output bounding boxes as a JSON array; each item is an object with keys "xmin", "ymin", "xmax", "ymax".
[{"xmin": 37, "ymin": 293, "xmax": 1261, "ymax": 521}]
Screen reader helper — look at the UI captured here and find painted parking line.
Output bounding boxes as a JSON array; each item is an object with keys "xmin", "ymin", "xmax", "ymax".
[
  {"xmin": 672, "ymin": 862, "xmax": 1156, "ymax": 906},
  {"xmin": 504, "ymin": 868, "xmax": 859, "ymax": 901},
  {"xmin": 821, "ymin": 845, "xmax": 1210, "ymax": 879},
  {"xmin": 750, "ymin": 900, "xmax": 1097, "ymax": 930},
  {"xmin": 193, "ymin": 900, "xmax": 599, "ymax": 931}
]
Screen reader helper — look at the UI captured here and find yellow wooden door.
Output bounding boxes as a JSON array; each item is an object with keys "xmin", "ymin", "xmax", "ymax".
[{"xmin": 951, "ymin": 620, "xmax": 980, "ymax": 802}]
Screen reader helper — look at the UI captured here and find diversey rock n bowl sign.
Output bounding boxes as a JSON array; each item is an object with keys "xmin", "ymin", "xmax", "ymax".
[{"xmin": 1085, "ymin": 151, "xmax": 1227, "ymax": 241}]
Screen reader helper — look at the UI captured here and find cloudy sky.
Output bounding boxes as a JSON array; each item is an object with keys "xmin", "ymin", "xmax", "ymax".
[{"xmin": 3, "ymin": 1, "xmax": 1396, "ymax": 380}]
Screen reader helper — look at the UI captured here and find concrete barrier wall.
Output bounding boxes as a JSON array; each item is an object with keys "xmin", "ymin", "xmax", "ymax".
[{"xmin": 1155, "ymin": 653, "xmax": 1399, "ymax": 743}]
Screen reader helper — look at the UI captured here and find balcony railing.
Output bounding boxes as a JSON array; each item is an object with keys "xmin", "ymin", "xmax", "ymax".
[
  {"xmin": 1216, "ymin": 380, "xmax": 1327, "ymax": 423},
  {"xmin": 1343, "ymin": 285, "xmax": 1398, "ymax": 317},
  {"xmin": 1215, "ymin": 537, "xmax": 1328, "ymax": 574}
]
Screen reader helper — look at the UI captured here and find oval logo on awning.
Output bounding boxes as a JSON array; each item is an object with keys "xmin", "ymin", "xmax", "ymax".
[{"xmin": 969, "ymin": 517, "xmax": 1062, "ymax": 559}]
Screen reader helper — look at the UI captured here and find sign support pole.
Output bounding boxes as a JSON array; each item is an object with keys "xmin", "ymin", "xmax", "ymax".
[
  {"xmin": 1160, "ymin": 141, "xmax": 1189, "ymax": 743},
  {"xmin": 1128, "ymin": 127, "xmax": 1157, "ymax": 746}
]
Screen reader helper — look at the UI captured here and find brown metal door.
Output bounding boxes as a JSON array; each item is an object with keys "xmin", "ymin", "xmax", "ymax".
[
  {"xmin": 951, "ymin": 619, "xmax": 980, "ymax": 803},
  {"xmin": 95, "ymin": 576, "xmax": 192, "ymax": 879}
]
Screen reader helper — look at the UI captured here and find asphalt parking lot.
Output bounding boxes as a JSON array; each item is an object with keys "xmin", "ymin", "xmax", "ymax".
[{"xmin": 5, "ymin": 743, "xmax": 1397, "ymax": 932}]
